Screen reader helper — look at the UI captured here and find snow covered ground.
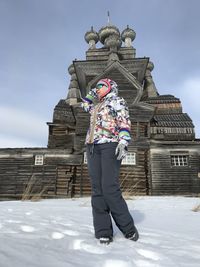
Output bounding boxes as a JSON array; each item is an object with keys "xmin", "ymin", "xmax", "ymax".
[{"xmin": 0, "ymin": 196, "xmax": 200, "ymax": 267}]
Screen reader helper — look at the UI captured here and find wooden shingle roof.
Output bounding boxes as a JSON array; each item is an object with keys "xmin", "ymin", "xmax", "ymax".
[
  {"xmin": 152, "ymin": 113, "xmax": 194, "ymax": 127},
  {"xmin": 145, "ymin": 95, "xmax": 180, "ymax": 104}
]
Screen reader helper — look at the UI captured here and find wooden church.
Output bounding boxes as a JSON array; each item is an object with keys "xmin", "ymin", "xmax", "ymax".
[{"xmin": 0, "ymin": 23, "xmax": 200, "ymax": 200}]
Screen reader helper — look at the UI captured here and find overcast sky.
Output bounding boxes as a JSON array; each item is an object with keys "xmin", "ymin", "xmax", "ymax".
[{"xmin": 0, "ymin": 0, "xmax": 200, "ymax": 147}]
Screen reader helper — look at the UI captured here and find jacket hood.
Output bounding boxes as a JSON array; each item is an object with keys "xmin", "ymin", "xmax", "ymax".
[{"xmin": 96, "ymin": 78, "xmax": 118, "ymax": 100}]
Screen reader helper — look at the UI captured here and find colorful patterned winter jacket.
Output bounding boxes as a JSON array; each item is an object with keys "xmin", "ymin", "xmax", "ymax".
[{"xmin": 81, "ymin": 89, "xmax": 131, "ymax": 146}]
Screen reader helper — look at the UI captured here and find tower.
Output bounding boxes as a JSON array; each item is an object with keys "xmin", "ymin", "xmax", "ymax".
[{"xmin": 46, "ymin": 21, "xmax": 199, "ymax": 196}]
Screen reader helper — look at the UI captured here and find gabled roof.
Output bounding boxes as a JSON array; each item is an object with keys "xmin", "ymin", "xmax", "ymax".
[
  {"xmin": 88, "ymin": 60, "xmax": 141, "ymax": 88},
  {"xmin": 73, "ymin": 57, "xmax": 148, "ymax": 95},
  {"xmin": 87, "ymin": 60, "xmax": 143, "ymax": 105}
]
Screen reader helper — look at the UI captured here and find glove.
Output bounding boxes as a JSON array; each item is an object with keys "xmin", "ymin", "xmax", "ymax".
[
  {"xmin": 84, "ymin": 88, "xmax": 97, "ymax": 102},
  {"xmin": 81, "ymin": 88, "xmax": 97, "ymax": 112},
  {"xmin": 115, "ymin": 141, "xmax": 128, "ymax": 160}
]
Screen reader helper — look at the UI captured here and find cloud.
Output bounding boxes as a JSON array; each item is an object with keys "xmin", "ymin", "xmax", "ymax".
[
  {"xmin": 0, "ymin": 106, "xmax": 48, "ymax": 147},
  {"xmin": 177, "ymin": 76, "xmax": 200, "ymax": 138}
]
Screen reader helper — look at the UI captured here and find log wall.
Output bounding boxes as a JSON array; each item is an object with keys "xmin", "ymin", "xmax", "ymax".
[
  {"xmin": 1, "ymin": 142, "xmax": 200, "ymax": 199},
  {"xmin": 0, "ymin": 149, "xmax": 82, "ymax": 200},
  {"xmin": 150, "ymin": 144, "xmax": 200, "ymax": 195},
  {"xmin": 0, "ymin": 147, "xmax": 149, "ymax": 199},
  {"xmin": 73, "ymin": 149, "xmax": 149, "ymax": 197}
]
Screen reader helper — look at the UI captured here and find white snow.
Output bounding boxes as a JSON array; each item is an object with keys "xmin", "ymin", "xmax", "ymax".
[{"xmin": 0, "ymin": 196, "xmax": 200, "ymax": 267}]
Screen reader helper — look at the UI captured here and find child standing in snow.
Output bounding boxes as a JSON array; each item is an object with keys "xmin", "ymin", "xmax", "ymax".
[{"xmin": 81, "ymin": 78, "xmax": 139, "ymax": 245}]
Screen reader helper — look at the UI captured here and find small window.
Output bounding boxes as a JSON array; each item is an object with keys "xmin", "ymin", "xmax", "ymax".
[
  {"xmin": 83, "ymin": 152, "xmax": 136, "ymax": 165},
  {"xmin": 34, "ymin": 155, "xmax": 44, "ymax": 165},
  {"xmin": 122, "ymin": 152, "xmax": 136, "ymax": 165},
  {"xmin": 171, "ymin": 155, "xmax": 188, "ymax": 166}
]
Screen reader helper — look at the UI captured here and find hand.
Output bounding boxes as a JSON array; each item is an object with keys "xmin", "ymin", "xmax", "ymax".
[
  {"xmin": 81, "ymin": 88, "xmax": 97, "ymax": 111},
  {"xmin": 115, "ymin": 142, "xmax": 128, "ymax": 160},
  {"xmin": 86, "ymin": 88, "xmax": 97, "ymax": 99}
]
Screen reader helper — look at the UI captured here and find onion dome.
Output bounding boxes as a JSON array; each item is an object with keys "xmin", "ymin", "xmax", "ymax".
[
  {"xmin": 121, "ymin": 25, "xmax": 136, "ymax": 47},
  {"xmin": 147, "ymin": 61, "xmax": 154, "ymax": 72},
  {"xmin": 98, "ymin": 25, "xmax": 120, "ymax": 45},
  {"xmin": 121, "ymin": 25, "xmax": 136, "ymax": 42},
  {"xmin": 68, "ymin": 63, "xmax": 75, "ymax": 75},
  {"xmin": 104, "ymin": 33, "xmax": 122, "ymax": 50},
  {"xmin": 84, "ymin": 26, "xmax": 99, "ymax": 44}
]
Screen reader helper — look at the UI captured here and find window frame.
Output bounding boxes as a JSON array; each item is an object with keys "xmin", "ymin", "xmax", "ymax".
[
  {"xmin": 34, "ymin": 155, "xmax": 44, "ymax": 166},
  {"xmin": 170, "ymin": 154, "xmax": 189, "ymax": 167}
]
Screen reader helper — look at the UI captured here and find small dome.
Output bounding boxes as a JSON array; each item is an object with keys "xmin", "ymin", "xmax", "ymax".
[
  {"xmin": 68, "ymin": 64, "xmax": 75, "ymax": 75},
  {"xmin": 84, "ymin": 26, "xmax": 99, "ymax": 44},
  {"xmin": 121, "ymin": 25, "xmax": 136, "ymax": 42},
  {"xmin": 98, "ymin": 25, "xmax": 120, "ymax": 44},
  {"xmin": 104, "ymin": 33, "xmax": 122, "ymax": 49},
  {"xmin": 147, "ymin": 61, "xmax": 154, "ymax": 72}
]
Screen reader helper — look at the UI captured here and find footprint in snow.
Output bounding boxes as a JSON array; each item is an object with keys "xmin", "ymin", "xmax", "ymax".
[
  {"xmin": 71, "ymin": 239, "xmax": 107, "ymax": 254},
  {"xmin": 140, "ymin": 237, "xmax": 160, "ymax": 245},
  {"xmin": 60, "ymin": 222, "xmax": 73, "ymax": 227},
  {"xmin": 7, "ymin": 208, "xmax": 13, "ymax": 212},
  {"xmin": 39, "ymin": 222, "xmax": 48, "ymax": 226},
  {"xmin": 20, "ymin": 225, "xmax": 35, "ymax": 232},
  {"xmin": 6, "ymin": 219, "xmax": 21, "ymax": 224},
  {"xmin": 142, "ymin": 232, "xmax": 161, "ymax": 237},
  {"xmin": 25, "ymin": 212, "xmax": 32, "ymax": 216},
  {"xmin": 71, "ymin": 239, "xmax": 83, "ymax": 250},
  {"xmin": 63, "ymin": 229, "xmax": 79, "ymax": 236},
  {"xmin": 51, "ymin": 232, "xmax": 65, "ymax": 239},
  {"xmin": 136, "ymin": 248, "xmax": 161, "ymax": 261}
]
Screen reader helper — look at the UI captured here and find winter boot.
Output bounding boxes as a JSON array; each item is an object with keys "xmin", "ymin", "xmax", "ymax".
[
  {"xmin": 99, "ymin": 236, "xmax": 113, "ymax": 245},
  {"xmin": 125, "ymin": 226, "xmax": 139, "ymax": 242}
]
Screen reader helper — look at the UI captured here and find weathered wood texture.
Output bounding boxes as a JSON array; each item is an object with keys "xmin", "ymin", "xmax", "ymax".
[
  {"xmin": 0, "ymin": 157, "xmax": 56, "ymax": 199},
  {"xmin": 86, "ymin": 47, "xmax": 136, "ymax": 61},
  {"xmin": 47, "ymin": 100, "xmax": 76, "ymax": 149},
  {"xmin": 150, "ymin": 143, "xmax": 200, "ymax": 195},
  {"xmin": 0, "ymin": 148, "xmax": 150, "ymax": 199},
  {"xmin": 72, "ymin": 149, "xmax": 149, "ymax": 197},
  {"xmin": 0, "ymin": 149, "xmax": 82, "ymax": 200}
]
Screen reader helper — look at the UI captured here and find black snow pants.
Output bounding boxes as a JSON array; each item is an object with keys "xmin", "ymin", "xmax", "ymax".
[{"xmin": 86, "ymin": 142, "xmax": 135, "ymax": 239}]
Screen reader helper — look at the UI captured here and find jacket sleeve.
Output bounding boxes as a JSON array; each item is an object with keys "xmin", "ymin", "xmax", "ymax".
[{"xmin": 114, "ymin": 98, "xmax": 131, "ymax": 146}]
